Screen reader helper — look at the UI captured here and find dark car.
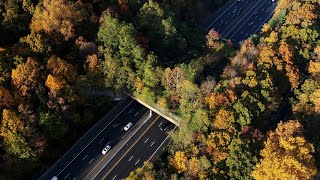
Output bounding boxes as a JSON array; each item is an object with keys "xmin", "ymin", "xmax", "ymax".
[{"xmin": 160, "ymin": 121, "xmax": 171, "ymax": 131}]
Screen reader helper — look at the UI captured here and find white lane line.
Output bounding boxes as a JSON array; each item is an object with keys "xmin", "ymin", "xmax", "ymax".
[
  {"xmin": 158, "ymin": 122, "xmax": 163, "ymax": 127},
  {"xmin": 72, "ymin": 177, "xmax": 76, "ymax": 180},
  {"xmin": 230, "ymin": 2, "xmax": 277, "ymax": 40},
  {"xmin": 150, "ymin": 141, "xmax": 155, "ymax": 147},
  {"xmin": 206, "ymin": 0, "xmax": 239, "ymax": 30},
  {"xmin": 82, "ymin": 155, "xmax": 88, "ymax": 160},
  {"xmin": 222, "ymin": 0, "xmax": 266, "ymax": 38},
  {"xmin": 99, "ymin": 138, "xmax": 104, "ymax": 144},
  {"xmin": 144, "ymin": 126, "xmax": 178, "ymax": 167},
  {"xmin": 135, "ymin": 159, "xmax": 140, "ymax": 165},
  {"xmin": 129, "ymin": 156, "xmax": 134, "ymax": 161},
  {"xmin": 129, "ymin": 109, "xmax": 133, "ymax": 113},
  {"xmin": 134, "ymin": 112, "xmax": 139, "ymax": 116},
  {"xmin": 113, "ymin": 122, "xmax": 119, "ymax": 128},
  {"xmin": 57, "ymin": 99, "xmax": 134, "ymax": 176},
  {"xmin": 112, "ymin": 175, "xmax": 117, "ymax": 180},
  {"xmin": 64, "ymin": 173, "xmax": 70, "ymax": 179},
  {"xmin": 252, "ymin": 9, "xmax": 276, "ymax": 35},
  {"xmin": 89, "ymin": 111, "xmax": 154, "ymax": 180},
  {"xmin": 88, "ymin": 158, "xmax": 94, "ymax": 164},
  {"xmin": 144, "ymin": 138, "xmax": 149, "ymax": 143}
]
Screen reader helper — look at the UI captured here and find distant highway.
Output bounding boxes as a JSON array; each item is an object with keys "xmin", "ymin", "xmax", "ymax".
[{"xmin": 206, "ymin": 0, "xmax": 277, "ymax": 43}]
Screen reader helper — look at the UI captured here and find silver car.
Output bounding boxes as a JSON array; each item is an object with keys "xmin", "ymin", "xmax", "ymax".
[{"xmin": 102, "ymin": 145, "xmax": 111, "ymax": 155}]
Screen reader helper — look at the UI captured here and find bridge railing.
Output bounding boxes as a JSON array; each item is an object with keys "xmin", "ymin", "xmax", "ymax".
[{"xmin": 122, "ymin": 91, "xmax": 180, "ymax": 126}]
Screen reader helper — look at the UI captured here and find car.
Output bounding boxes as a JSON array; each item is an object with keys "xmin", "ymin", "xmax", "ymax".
[
  {"xmin": 253, "ymin": 11, "xmax": 258, "ymax": 16},
  {"xmin": 124, "ymin": 122, "xmax": 133, "ymax": 131},
  {"xmin": 236, "ymin": 11, "xmax": 241, "ymax": 16},
  {"xmin": 248, "ymin": 22, "xmax": 254, "ymax": 26},
  {"xmin": 102, "ymin": 145, "xmax": 111, "ymax": 155},
  {"xmin": 160, "ymin": 121, "xmax": 171, "ymax": 131},
  {"xmin": 237, "ymin": 0, "xmax": 241, "ymax": 2}
]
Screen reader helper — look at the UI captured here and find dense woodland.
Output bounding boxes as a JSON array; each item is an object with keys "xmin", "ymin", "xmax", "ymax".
[{"xmin": 0, "ymin": 0, "xmax": 319, "ymax": 179}]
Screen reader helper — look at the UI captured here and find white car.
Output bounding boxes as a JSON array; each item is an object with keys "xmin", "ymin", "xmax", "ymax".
[
  {"xmin": 102, "ymin": 145, "xmax": 111, "ymax": 155},
  {"xmin": 124, "ymin": 122, "xmax": 133, "ymax": 131}
]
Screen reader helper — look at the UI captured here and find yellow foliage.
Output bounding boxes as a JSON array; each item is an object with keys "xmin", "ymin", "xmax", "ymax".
[
  {"xmin": 264, "ymin": 31, "xmax": 278, "ymax": 44},
  {"xmin": 1, "ymin": 109, "xmax": 25, "ymax": 137},
  {"xmin": 11, "ymin": 58, "xmax": 40, "ymax": 96},
  {"xmin": 187, "ymin": 157, "xmax": 200, "ymax": 178},
  {"xmin": 134, "ymin": 77, "xmax": 144, "ymax": 94},
  {"xmin": 45, "ymin": 74, "xmax": 66, "ymax": 92},
  {"xmin": 213, "ymin": 109, "xmax": 236, "ymax": 134},
  {"xmin": 169, "ymin": 151, "xmax": 188, "ymax": 174},
  {"xmin": 308, "ymin": 61, "xmax": 320, "ymax": 76},
  {"xmin": 205, "ymin": 131, "xmax": 231, "ymax": 163},
  {"xmin": 47, "ymin": 56, "xmax": 77, "ymax": 83},
  {"xmin": 252, "ymin": 120, "xmax": 317, "ymax": 180}
]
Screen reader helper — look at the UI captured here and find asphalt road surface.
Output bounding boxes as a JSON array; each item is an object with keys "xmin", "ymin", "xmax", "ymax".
[
  {"xmin": 96, "ymin": 117, "xmax": 176, "ymax": 180},
  {"xmin": 41, "ymin": 98, "xmax": 149, "ymax": 180},
  {"xmin": 206, "ymin": 0, "xmax": 277, "ymax": 43}
]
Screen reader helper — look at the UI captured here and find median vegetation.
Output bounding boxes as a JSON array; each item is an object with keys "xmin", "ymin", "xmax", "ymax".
[{"xmin": 0, "ymin": 0, "xmax": 319, "ymax": 179}]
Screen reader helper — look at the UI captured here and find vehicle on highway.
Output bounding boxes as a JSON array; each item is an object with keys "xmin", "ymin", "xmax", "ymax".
[
  {"xmin": 248, "ymin": 22, "xmax": 254, "ymax": 27},
  {"xmin": 160, "ymin": 121, "xmax": 171, "ymax": 131},
  {"xmin": 102, "ymin": 144, "xmax": 111, "ymax": 155},
  {"xmin": 253, "ymin": 11, "xmax": 258, "ymax": 16},
  {"xmin": 124, "ymin": 122, "xmax": 133, "ymax": 131}
]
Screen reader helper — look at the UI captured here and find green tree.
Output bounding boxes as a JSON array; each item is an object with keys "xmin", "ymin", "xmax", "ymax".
[
  {"xmin": 39, "ymin": 112, "xmax": 68, "ymax": 139},
  {"xmin": 226, "ymin": 136, "xmax": 258, "ymax": 180}
]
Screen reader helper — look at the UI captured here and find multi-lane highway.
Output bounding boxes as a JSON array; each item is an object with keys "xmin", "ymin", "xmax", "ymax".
[
  {"xmin": 96, "ymin": 117, "xmax": 176, "ymax": 180},
  {"xmin": 41, "ymin": 96, "xmax": 175, "ymax": 180},
  {"xmin": 206, "ymin": 0, "xmax": 277, "ymax": 43}
]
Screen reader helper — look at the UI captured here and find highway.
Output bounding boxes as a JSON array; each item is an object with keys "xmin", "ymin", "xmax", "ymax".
[
  {"xmin": 41, "ymin": 96, "xmax": 176, "ymax": 180},
  {"xmin": 96, "ymin": 117, "xmax": 176, "ymax": 180},
  {"xmin": 57, "ymin": 100, "xmax": 149, "ymax": 180},
  {"xmin": 206, "ymin": 0, "xmax": 277, "ymax": 43}
]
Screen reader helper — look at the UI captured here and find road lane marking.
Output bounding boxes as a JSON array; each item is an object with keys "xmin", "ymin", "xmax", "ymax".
[
  {"xmin": 64, "ymin": 173, "xmax": 70, "ymax": 179},
  {"xmin": 144, "ymin": 138, "xmax": 149, "ymax": 143},
  {"xmin": 82, "ymin": 155, "xmax": 88, "ymax": 160},
  {"xmin": 57, "ymin": 99, "xmax": 134, "ymax": 176},
  {"xmin": 113, "ymin": 122, "xmax": 119, "ymax": 128},
  {"xmin": 135, "ymin": 159, "xmax": 140, "ymax": 166},
  {"xmin": 206, "ymin": 0, "xmax": 239, "ymax": 30},
  {"xmin": 222, "ymin": 0, "xmax": 267, "ymax": 38},
  {"xmin": 144, "ymin": 126, "xmax": 178, "ymax": 167},
  {"xmin": 88, "ymin": 158, "xmax": 94, "ymax": 164},
  {"xmin": 99, "ymin": 114, "xmax": 160, "ymax": 179},
  {"xmin": 86, "ymin": 111, "xmax": 157, "ymax": 180},
  {"xmin": 129, "ymin": 156, "xmax": 133, "ymax": 161},
  {"xmin": 72, "ymin": 177, "xmax": 76, "ymax": 180},
  {"xmin": 253, "ymin": 9, "xmax": 276, "ymax": 35},
  {"xmin": 112, "ymin": 175, "xmax": 117, "ymax": 180},
  {"xmin": 158, "ymin": 122, "xmax": 163, "ymax": 127},
  {"xmin": 134, "ymin": 112, "xmax": 139, "ymax": 116},
  {"xmin": 99, "ymin": 138, "xmax": 104, "ymax": 144},
  {"xmin": 229, "ymin": 0, "xmax": 277, "ymax": 40},
  {"xmin": 129, "ymin": 109, "xmax": 133, "ymax": 113},
  {"xmin": 150, "ymin": 141, "xmax": 155, "ymax": 147}
]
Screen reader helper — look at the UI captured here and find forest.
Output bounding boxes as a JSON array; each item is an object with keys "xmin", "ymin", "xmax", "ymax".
[{"xmin": 0, "ymin": 0, "xmax": 319, "ymax": 179}]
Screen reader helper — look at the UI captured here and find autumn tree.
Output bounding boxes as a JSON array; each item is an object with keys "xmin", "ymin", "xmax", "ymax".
[
  {"xmin": 0, "ymin": 86, "xmax": 15, "ymax": 108},
  {"xmin": 30, "ymin": 0, "xmax": 88, "ymax": 41},
  {"xmin": 252, "ymin": 120, "xmax": 317, "ymax": 179},
  {"xmin": 169, "ymin": 151, "xmax": 188, "ymax": 174},
  {"xmin": 126, "ymin": 162, "xmax": 155, "ymax": 180},
  {"xmin": 11, "ymin": 57, "xmax": 42, "ymax": 96},
  {"xmin": 0, "ymin": 109, "xmax": 35, "ymax": 159}
]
